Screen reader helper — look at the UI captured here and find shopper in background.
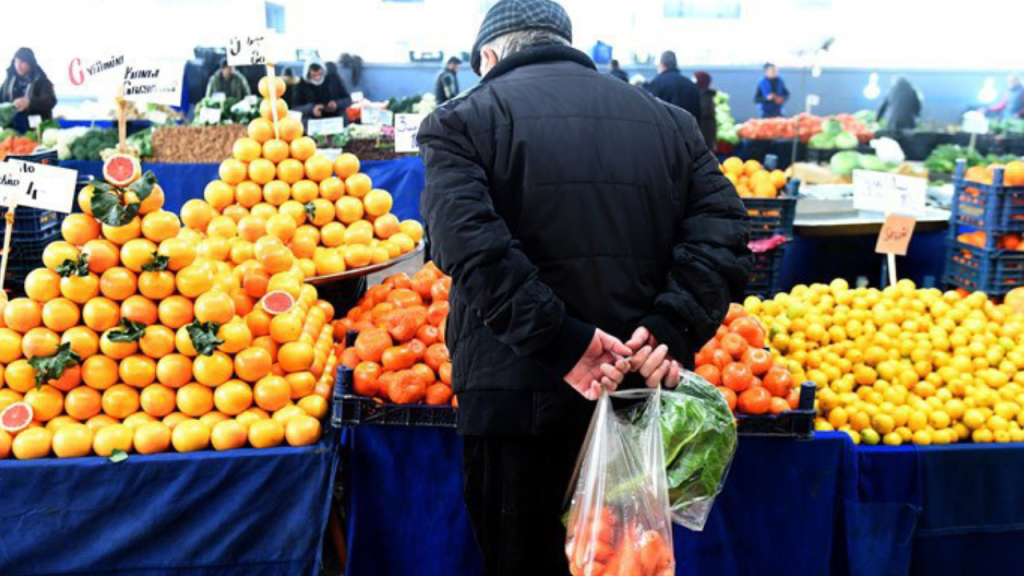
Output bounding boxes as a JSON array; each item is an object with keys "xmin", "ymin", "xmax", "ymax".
[
  {"xmin": 419, "ymin": 1, "xmax": 750, "ymax": 574},
  {"xmin": 0, "ymin": 47, "xmax": 56, "ymax": 132},
  {"xmin": 434, "ymin": 56, "xmax": 462, "ymax": 104},
  {"xmin": 987, "ymin": 74, "xmax": 1024, "ymax": 120},
  {"xmin": 754, "ymin": 62, "xmax": 789, "ymax": 118},
  {"xmin": 205, "ymin": 59, "xmax": 251, "ymax": 100},
  {"xmin": 877, "ymin": 76, "xmax": 921, "ymax": 131},
  {"xmin": 644, "ymin": 50, "xmax": 701, "ymax": 118},
  {"xmin": 607, "ymin": 59, "xmax": 628, "ymax": 82},
  {"xmin": 293, "ymin": 59, "xmax": 352, "ymax": 122},
  {"xmin": 694, "ymin": 71, "xmax": 717, "ymax": 149}
]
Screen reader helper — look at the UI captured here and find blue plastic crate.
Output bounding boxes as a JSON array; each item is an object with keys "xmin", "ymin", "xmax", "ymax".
[
  {"xmin": 743, "ymin": 196, "xmax": 797, "ymax": 241},
  {"xmin": 745, "ymin": 245, "xmax": 787, "ymax": 298},
  {"xmin": 332, "ymin": 364, "xmax": 457, "ymax": 428},
  {"xmin": 734, "ymin": 382, "xmax": 816, "ymax": 439},
  {"xmin": 3, "ymin": 231, "xmax": 60, "ymax": 297},
  {"xmin": 943, "ymin": 239, "xmax": 1024, "ymax": 296},
  {"xmin": 949, "ymin": 159, "xmax": 1024, "ymax": 234}
]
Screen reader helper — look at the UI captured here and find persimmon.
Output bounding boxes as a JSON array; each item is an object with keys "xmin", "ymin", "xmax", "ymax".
[
  {"xmin": 354, "ymin": 328, "xmax": 391, "ymax": 363},
  {"xmin": 426, "ymin": 383, "xmax": 453, "ymax": 405},
  {"xmin": 353, "ymin": 361, "xmax": 381, "ymax": 397},
  {"xmin": 389, "ymin": 370, "xmax": 426, "ymax": 404}
]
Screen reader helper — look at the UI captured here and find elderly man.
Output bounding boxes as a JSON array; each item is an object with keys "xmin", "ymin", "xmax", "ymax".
[
  {"xmin": 645, "ymin": 50, "xmax": 702, "ymax": 119},
  {"xmin": 418, "ymin": 1, "xmax": 750, "ymax": 573}
]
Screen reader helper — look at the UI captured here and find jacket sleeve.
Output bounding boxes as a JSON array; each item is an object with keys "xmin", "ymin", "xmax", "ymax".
[
  {"xmin": 237, "ymin": 75, "xmax": 251, "ymax": 97},
  {"xmin": 418, "ymin": 106, "xmax": 595, "ymax": 378},
  {"xmin": 330, "ymin": 76, "xmax": 352, "ymax": 111},
  {"xmin": 778, "ymin": 78, "xmax": 790, "ymax": 99},
  {"xmin": 642, "ymin": 111, "xmax": 751, "ymax": 367},
  {"xmin": 27, "ymin": 77, "xmax": 56, "ymax": 116},
  {"xmin": 754, "ymin": 79, "xmax": 768, "ymax": 104}
]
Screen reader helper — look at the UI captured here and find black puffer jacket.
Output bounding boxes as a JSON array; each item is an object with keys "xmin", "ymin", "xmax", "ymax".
[{"xmin": 419, "ymin": 45, "xmax": 750, "ymax": 436}]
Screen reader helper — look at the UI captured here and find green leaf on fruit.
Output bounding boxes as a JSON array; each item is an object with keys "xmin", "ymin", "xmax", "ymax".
[
  {"xmin": 55, "ymin": 254, "xmax": 90, "ymax": 278},
  {"xmin": 28, "ymin": 343, "xmax": 81, "ymax": 389},
  {"xmin": 187, "ymin": 320, "xmax": 224, "ymax": 356},
  {"xmin": 109, "ymin": 449, "xmax": 128, "ymax": 463},
  {"xmin": 127, "ymin": 171, "xmax": 157, "ymax": 201},
  {"xmin": 107, "ymin": 318, "xmax": 147, "ymax": 343},
  {"xmin": 141, "ymin": 254, "xmax": 170, "ymax": 272},
  {"xmin": 90, "ymin": 188, "xmax": 140, "ymax": 227},
  {"xmin": 304, "ymin": 202, "xmax": 317, "ymax": 221}
]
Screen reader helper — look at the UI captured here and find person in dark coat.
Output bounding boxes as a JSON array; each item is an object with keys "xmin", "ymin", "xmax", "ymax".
[
  {"xmin": 695, "ymin": 70, "xmax": 717, "ymax": 149},
  {"xmin": 754, "ymin": 62, "xmax": 789, "ymax": 118},
  {"xmin": 607, "ymin": 59, "xmax": 628, "ymax": 82},
  {"xmin": 877, "ymin": 76, "xmax": 921, "ymax": 131},
  {"xmin": 205, "ymin": 59, "xmax": 251, "ymax": 100},
  {"xmin": 644, "ymin": 50, "xmax": 701, "ymax": 118},
  {"xmin": 293, "ymin": 58, "xmax": 352, "ymax": 121},
  {"xmin": 418, "ymin": 1, "xmax": 750, "ymax": 574},
  {"xmin": 434, "ymin": 57, "xmax": 462, "ymax": 104},
  {"xmin": 0, "ymin": 47, "xmax": 56, "ymax": 131}
]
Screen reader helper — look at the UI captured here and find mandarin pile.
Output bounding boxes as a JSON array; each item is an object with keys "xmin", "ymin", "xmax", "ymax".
[
  {"xmin": 720, "ymin": 157, "xmax": 787, "ymax": 198},
  {"xmin": 333, "ymin": 263, "xmax": 454, "ymax": 407}
]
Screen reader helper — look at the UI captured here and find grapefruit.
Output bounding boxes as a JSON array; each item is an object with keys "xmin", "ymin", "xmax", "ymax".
[
  {"xmin": 103, "ymin": 153, "xmax": 142, "ymax": 187},
  {"xmin": 261, "ymin": 291, "xmax": 295, "ymax": 316},
  {"xmin": 0, "ymin": 402, "xmax": 33, "ymax": 433}
]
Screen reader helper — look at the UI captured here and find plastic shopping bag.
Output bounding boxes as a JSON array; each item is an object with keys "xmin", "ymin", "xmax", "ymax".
[{"xmin": 565, "ymin": 389, "xmax": 675, "ymax": 576}]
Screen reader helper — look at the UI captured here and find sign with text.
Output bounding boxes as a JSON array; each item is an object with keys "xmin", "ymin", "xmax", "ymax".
[
  {"xmin": 875, "ymin": 215, "xmax": 916, "ymax": 256},
  {"xmin": 0, "ymin": 161, "xmax": 78, "ymax": 213},
  {"xmin": 852, "ymin": 170, "xmax": 926, "ymax": 215},
  {"xmin": 307, "ymin": 117, "xmax": 347, "ymax": 136},
  {"xmin": 122, "ymin": 60, "xmax": 184, "ymax": 107},
  {"xmin": 395, "ymin": 114, "xmax": 425, "ymax": 153},
  {"xmin": 27, "ymin": 115, "xmax": 41, "ymax": 129},
  {"xmin": 361, "ymin": 108, "xmax": 393, "ymax": 127},
  {"xmin": 198, "ymin": 107, "xmax": 223, "ymax": 124},
  {"xmin": 226, "ymin": 33, "xmax": 276, "ymax": 66},
  {"xmin": 67, "ymin": 54, "xmax": 126, "ymax": 93},
  {"xmin": 962, "ymin": 111, "xmax": 989, "ymax": 135}
]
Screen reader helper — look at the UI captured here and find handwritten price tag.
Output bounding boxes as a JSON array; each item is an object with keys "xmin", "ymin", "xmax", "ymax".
[
  {"xmin": 122, "ymin": 60, "xmax": 184, "ymax": 107},
  {"xmin": 227, "ymin": 34, "xmax": 268, "ymax": 66},
  {"xmin": 875, "ymin": 215, "xmax": 916, "ymax": 256},
  {"xmin": 395, "ymin": 113, "xmax": 425, "ymax": 153},
  {"xmin": 307, "ymin": 117, "xmax": 347, "ymax": 136},
  {"xmin": 853, "ymin": 170, "xmax": 926, "ymax": 215},
  {"xmin": 197, "ymin": 107, "xmax": 223, "ymax": 124},
  {"xmin": 0, "ymin": 161, "xmax": 79, "ymax": 213}
]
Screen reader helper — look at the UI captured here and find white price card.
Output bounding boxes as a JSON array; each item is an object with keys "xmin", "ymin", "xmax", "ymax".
[
  {"xmin": 0, "ymin": 161, "xmax": 78, "ymax": 213},
  {"xmin": 307, "ymin": 117, "xmax": 347, "ymax": 136},
  {"xmin": 318, "ymin": 148, "xmax": 343, "ymax": 161},
  {"xmin": 27, "ymin": 116, "xmax": 41, "ymax": 129},
  {"xmin": 209, "ymin": 92, "xmax": 227, "ymax": 103},
  {"xmin": 361, "ymin": 108, "xmax": 393, "ymax": 127},
  {"xmin": 962, "ymin": 111, "xmax": 989, "ymax": 135},
  {"xmin": 395, "ymin": 114, "xmax": 425, "ymax": 153},
  {"xmin": 122, "ymin": 60, "xmax": 184, "ymax": 107},
  {"xmin": 226, "ymin": 33, "xmax": 275, "ymax": 66},
  {"xmin": 198, "ymin": 107, "xmax": 223, "ymax": 124},
  {"xmin": 287, "ymin": 110, "xmax": 304, "ymax": 122},
  {"xmin": 852, "ymin": 170, "xmax": 926, "ymax": 216}
]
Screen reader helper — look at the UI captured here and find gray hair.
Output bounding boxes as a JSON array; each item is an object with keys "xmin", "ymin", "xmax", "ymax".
[{"xmin": 482, "ymin": 29, "xmax": 569, "ymax": 61}]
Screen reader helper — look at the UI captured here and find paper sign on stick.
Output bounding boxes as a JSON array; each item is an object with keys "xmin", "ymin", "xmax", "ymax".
[
  {"xmin": 875, "ymin": 215, "xmax": 916, "ymax": 256},
  {"xmin": 0, "ymin": 161, "xmax": 78, "ymax": 213}
]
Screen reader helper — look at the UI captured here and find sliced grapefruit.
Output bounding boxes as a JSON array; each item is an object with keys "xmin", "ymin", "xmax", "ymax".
[
  {"xmin": 0, "ymin": 402, "xmax": 33, "ymax": 433},
  {"xmin": 261, "ymin": 291, "xmax": 295, "ymax": 316},
  {"xmin": 103, "ymin": 153, "xmax": 142, "ymax": 187}
]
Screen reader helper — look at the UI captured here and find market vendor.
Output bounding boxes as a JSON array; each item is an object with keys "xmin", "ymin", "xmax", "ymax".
[
  {"xmin": 434, "ymin": 57, "xmax": 462, "ymax": 104},
  {"xmin": 986, "ymin": 74, "xmax": 1024, "ymax": 120},
  {"xmin": 205, "ymin": 59, "xmax": 251, "ymax": 100},
  {"xmin": 418, "ymin": 0, "xmax": 751, "ymax": 574},
  {"xmin": 0, "ymin": 47, "xmax": 56, "ymax": 132},
  {"xmin": 293, "ymin": 59, "xmax": 352, "ymax": 121},
  {"xmin": 754, "ymin": 62, "xmax": 789, "ymax": 118}
]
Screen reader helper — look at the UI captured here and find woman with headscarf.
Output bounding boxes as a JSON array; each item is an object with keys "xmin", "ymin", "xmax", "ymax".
[
  {"xmin": 293, "ymin": 58, "xmax": 352, "ymax": 122},
  {"xmin": 694, "ymin": 71, "xmax": 717, "ymax": 150},
  {"xmin": 877, "ymin": 76, "xmax": 921, "ymax": 131},
  {"xmin": 0, "ymin": 47, "xmax": 56, "ymax": 131}
]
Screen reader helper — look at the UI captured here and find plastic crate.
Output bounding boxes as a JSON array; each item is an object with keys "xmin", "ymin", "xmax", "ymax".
[
  {"xmin": 743, "ymin": 197, "xmax": 797, "ymax": 240},
  {"xmin": 745, "ymin": 245, "xmax": 787, "ymax": 298},
  {"xmin": 949, "ymin": 159, "xmax": 1024, "ymax": 234},
  {"xmin": 4, "ymin": 149, "xmax": 58, "ymax": 166},
  {"xmin": 315, "ymin": 276, "xmax": 367, "ymax": 313},
  {"xmin": 332, "ymin": 364, "xmax": 458, "ymax": 428},
  {"xmin": 2, "ymin": 150, "xmax": 66, "ymax": 236},
  {"xmin": 943, "ymin": 239, "xmax": 1024, "ymax": 296},
  {"xmin": 735, "ymin": 382, "xmax": 816, "ymax": 438},
  {"xmin": 3, "ymin": 231, "xmax": 60, "ymax": 296}
]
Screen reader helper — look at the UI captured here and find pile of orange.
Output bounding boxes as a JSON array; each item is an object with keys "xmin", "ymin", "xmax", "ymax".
[
  {"xmin": 720, "ymin": 157, "xmax": 787, "ymax": 198},
  {"xmin": 333, "ymin": 263, "xmax": 454, "ymax": 407},
  {"xmin": 963, "ymin": 160, "xmax": 1024, "ymax": 188},
  {"xmin": 196, "ymin": 76, "xmax": 423, "ymax": 279}
]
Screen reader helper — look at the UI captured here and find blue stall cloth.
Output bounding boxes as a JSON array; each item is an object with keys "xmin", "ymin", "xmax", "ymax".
[
  {"xmin": 342, "ymin": 428, "xmax": 1024, "ymax": 576},
  {"xmin": 0, "ymin": 434, "xmax": 341, "ymax": 576},
  {"xmin": 61, "ymin": 157, "xmax": 427, "ymax": 222}
]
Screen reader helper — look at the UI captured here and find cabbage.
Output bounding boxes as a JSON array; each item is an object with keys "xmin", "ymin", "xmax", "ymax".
[
  {"xmin": 834, "ymin": 131, "xmax": 859, "ymax": 150},
  {"xmin": 858, "ymin": 154, "xmax": 888, "ymax": 172},
  {"xmin": 808, "ymin": 132, "xmax": 835, "ymax": 149},
  {"xmin": 821, "ymin": 118, "xmax": 843, "ymax": 135},
  {"xmin": 830, "ymin": 151, "xmax": 861, "ymax": 175}
]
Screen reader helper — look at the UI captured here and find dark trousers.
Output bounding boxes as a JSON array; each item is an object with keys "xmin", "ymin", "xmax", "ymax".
[{"xmin": 462, "ymin": 433, "xmax": 586, "ymax": 576}]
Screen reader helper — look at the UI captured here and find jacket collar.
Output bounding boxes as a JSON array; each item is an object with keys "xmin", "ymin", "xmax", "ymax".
[{"xmin": 480, "ymin": 44, "xmax": 596, "ymax": 84}]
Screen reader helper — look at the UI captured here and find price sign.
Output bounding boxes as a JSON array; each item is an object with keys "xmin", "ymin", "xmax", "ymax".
[
  {"xmin": 198, "ymin": 107, "xmax": 223, "ymax": 124},
  {"xmin": 318, "ymin": 148, "xmax": 343, "ymax": 161},
  {"xmin": 227, "ymin": 34, "xmax": 272, "ymax": 66},
  {"xmin": 875, "ymin": 215, "xmax": 916, "ymax": 256},
  {"xmin": 209, "ymin": 92, "xmax": 227, "ymax": 103},
  {"xmin": 28, "ymin": 116, "xmax": 41, "ymax": 129},
  {"xmin": 307, "ymin": 117, "xmax": 347, "ymax": 136},
  {"xmin": 361, "ymin": 108, "xmax": 393, "ymax": 127},
  {"xmin": 395, "ymin": 114, "xmax": 425, "ymax": 153},
  {"xmin": 0, "ymin": 161, "xmax": 78, "ymax": 213},
  {"xmin": 67, "ymin": 54, "xmax": 127, "ymax": 93},
  {"xmin": 852, "ymin": 170, "xmax": 926, "ymax": 215},
  {"xmin": 122, "ymin": 60, "xmax": 184, "ymax": 107},
  {"xmin": 962, "ymin": 110, "xmax": 989, "ymax": 135}
]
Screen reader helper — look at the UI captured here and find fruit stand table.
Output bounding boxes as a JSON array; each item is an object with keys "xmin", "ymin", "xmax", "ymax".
[
  {"xmin": 342, "ymin": 427, "xmax": 1024, "ymax": 576},
  {"xmin": 0, "ymin": 431, "xmax": 341, "ymax": 576}
]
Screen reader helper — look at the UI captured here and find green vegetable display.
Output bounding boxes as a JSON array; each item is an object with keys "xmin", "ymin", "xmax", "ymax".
[
  {"xmin": 0, "ymin": 103, "xmax": 15, "ymax": 128},
  {"xmin": 69, "ymin": 128, "xmax": 119, "ymax": 161},
  {"xmin": 715, "ymin": 91, "xmax": 739, "ymax": 145},
  {"xmin": 923, "ymin": 144, "xmax": 1019, "ymax": 174},
  {"xmin": 830, "ymin": 150, "xmax": 862, "ymax": 175}
]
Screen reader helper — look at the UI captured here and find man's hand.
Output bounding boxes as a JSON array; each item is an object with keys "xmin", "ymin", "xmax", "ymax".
[
  {"xmin": 326, "ymin": 100, "xmax": 337, "ymax": 113},
  {"xmin": 766, "ymin": 92, "xmax": 775, "ymax": 101},
  {"xmin": 624, "ymin": 327, "xmax": 681, "ymax": 388},
  {"xmin": 565, "ymin": 329, "xmax": 632, "ymax": 401},
  {"xmin": 12, "ymin": 97, "xmax": 28, "ymax": 112},
  {"xmin": 313, "ymin": 104, "xmax": 324, "ymax": 117}
]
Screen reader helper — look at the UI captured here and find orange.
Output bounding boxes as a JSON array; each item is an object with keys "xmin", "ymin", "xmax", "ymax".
[
  {"xmin": 221, "ymin": 203, "xmax": 249, "ymax": 222},
  {"xmin": 12, "ymin": 428, "xmax": 52, "ymax": 459},
  {"xmin": 193, "ymin": 352, "xmax": 234, "ymax": 387},
  {"xmin": 297, "ymin": 394, "xmax": 327, "ymax": 419},
  {"xmin": 320, "ymin": 222, "xmax": 347, "ymax": 247},
  {"xmin": 262, "ymin": 180, "xmax": 291, "ymax": 206},
  {"xmin": 162, "ymin": 412, "xmax": 190, "ymax": 430},
  {"xmin": 232, "ymin": 136, "xmax": 263, "ymax": 162},
  {"xmin": 138, "ymin": 325, "xmax": 174, "ymax": 359},
  {"xmin": 102, "ymin": 218, "xmax": 142, "ymax": 245},
  {"xmin": 120, "ymin": 295, "xmax": 157, "ymax": 326},
  {"xmin": 272, "ymin": 405, "xmax": 305, "ymax": 425},
  {"xmin": 199, "ymin": 412, "xmax": 229, "ymax": 428},
  {"xmin": 217, "ymin": 319, "xmax": 253, "ymax": 354},
  {"xmin": 278, "ymin": 341, "xmax": 315, "ymax": 373},
  {"xmin": 211, "ymin": 419, "xmax": 248, "ymax": 450},
  {"xmin": 51, "ymin": 423, "xmax": 93, "ymax": 458},
  {"xmin": 157, "ymin": 354, "xmax": 193, "ymax": 389},
  {"xmin": 259, "ymin": 76, "xmax": 286, "ymax": 99},
  {"xmin": 176, "ymin": 264, "xmax": 215, "ymax": 298},
  {"xmin": 389, "ymin": 232, "xmax": 415, "ymax": 253},
  {"xmin": 260, "ymin": 98, "xmax": 288, "ymax": 122},
  {"xmin": 100, "ymin": 329, "xmax": 138, "ymax": 360},
  {"xmin": 80, "ymin": 239, "xmax": 120, "ymax": 275},
  {"xmin": 276, "ymin": 158, "xmax": 305, "ymax": 185},
  {"xmin": 290, "ymin": 136, "xmax": 316, "ymax": 161},
  {"xmin": 93, "ymin": 424, "xmax": 133, "ymax": 457},
  {"xmin": 291, "ymin": 179, "xmax": 320, "ymax": 203},
  {"xmin": 41, "ymin": 298, "xmax": 80, "ymax": 332},
  {"xmin": 254, "ymin": 375, "xmax": 291, "ymax": 411},
  {"xmin": 318, "ymin": 176, "xmax": 345, "ymax": 202},
  {"xmin": 176, "ymin": 383, "xmax": 214, "ymax": 417},
  {"xmin": 238, "ymin": 215, "xmax": 268, "ymax": 243},
  {"xmin": 344, "ymin": 221, "xmax": 374, "ymax": 245},
  {"xmin": 101, "ymin": 384, "xmax": 140, "ymax": 419},
  {"xmin": 62, "ymin": 213, "xmax": 101, "ymax": 246},
  {"xmin": 270, "ymin": 312, "xmax": 303, "ymax": 344},
  {"xmin": 139, "ymin": 185, "xmax": 165, "ymax": 215},
  {"xmin": 214, "ymin": 380, "xmax": 254, "ymax": 415},
  {"xmin": 171, "ymin": 419, "xmax": 210, "ymax": 452},
  {"xmin": 99, "ymin": 267, "xmax": 137, "ymax": 301},
  {"xmin": 22, "ymin": 326, "xmax": 59, "ymax": 358},
  {"xmin": 139, "ymin": 383, "xmax": 176, "ymax": 418},
  {"xmin": 219, "ymin": 158, "xmax": 248, "ymax": 185},
  {"xmin": 363, "ymin": 189, "xmax": 392, "ymax": 217},
  {"xmin": 304, "ymin": 154, "xmax": 333, "ymax": 182},
  {"xmin": 138, "ymin": 270, "xmax": 175, "ymax": 300},
  {"xmin": 234, "ymin": 346, "xmax": 273, "ymax": 383},
  {"xmin": 398, "ymin": 220, "xmax": 424, "ymax": 243},
  {"xmin": 247, "ymin": 308, "xmax": 273, "ymax": 337},
  {"xmin": 25, "ymin": 385, "xmax": 64, "ymax": 422},
  {"xmin": 180, "ymin": 199, "xmax": 214, "ymax": 232},
  {"xmin": 45, "ymin": 364, "xmax": 82, "ymax": 393},
  {"xmin": 134, "ymin": 421, "xmax": 171, "ymax": 454},
  {"xmin": 266, "ymin": 214, "xmax": 297, "ymax": 243},
  {"xmin": 42, "ymin": 241, "xmax": 80, "ymax": 271},
  {"xmin": 82, "ymin": 297, "xmax": 119, "ymax": 332},
  {"xmin": 158, "ymin": 237, "xmax": 198, "ymax": 271},
  {"xmin": 335, "ymin": 196, "xmax": 364, "ymax": 224},
  {"xmin": 248, "ymin": 117, "xmax": 274, "ymax": 143},
  {"xmin": 248, "ymin": 418, "xmax": 285, "ymax": 448},
  {"xmin": 345, "ymin": 173, "xmax": 372, "ymax": 199},
  {"xmin": 64, "ymin": 386, "xmax": 102, "ymax": 421},
  {"xmin": 262, "ymin": 138, "xmax": 290, "ymax": 163},
  {"xmin": 206, "ymin": 215, "xmax": 237, "ymax": 239},
  {"xmin": 81, "ymin": 356, "xmax": 119, "ymax": 390},
  {"xmin": 0, "ymin": 429, "xmax": 9, "ymax": 458},
  {"xmin": 314, "ymin": 249, "xmax": 346, "ymax": 276},
  {"xmin": 248, "ymin": 158, "xmax": 277, "ymax": 185},
  {"xmin": 119, "ymin": 355, "xmax": 157, "ymax": 387},
  {"xmin": 0, "ymin": 328, "xmax": 21, "ymax": 363},
  {"xmin": 158, "ymin": 296, "xmax": 194, "ymax": 330},
  {"xmin": 194, "ymin": 291, "xmax": 236, "ymax": 325},
  {"xmin": 261, "ymin": 245, "xmax": 294, "ymax": 275},
  {"xmin": 61, "ymin": 326, "xmax": 99, "ymax": 359},
  {"xmin": 285, "ymin": 371, "xmax": 316, "ymax": 399},
  {"xmin": 344, "ymin": 245, "xmax": 372, "ymax": 269},
  {"xmin": 373, "ymin": 214, "xmax": 400, "ymax": 239},
  {"xmin": 4, "ymin": 298, "xmax": 41, "ymax": 333},
  {"xmin": 204, "ymin": 180, "xmax": 236, "ymax": 210},
  {"xmin": 289, "ymin": 235, "xmax": 318, "ymax": 259},
  {"xmin": 231, "ymin": 241, "xmax": 256, "ymax": 265},
  {"xmin": 233, "ymin": 180, "xmax": 262, "ymax": 208},
  {"xmin": 277, "ymin": 116, "xmax": 304, "ymax": 142},
  {"xmin": 334, "ymin": 153, "xmax": 360, "ymax": 179}
]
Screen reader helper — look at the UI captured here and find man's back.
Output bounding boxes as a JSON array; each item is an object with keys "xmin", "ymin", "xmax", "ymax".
[{"xmin": 646, "ymin": 69, "xmax": 702, "ymax": 119}]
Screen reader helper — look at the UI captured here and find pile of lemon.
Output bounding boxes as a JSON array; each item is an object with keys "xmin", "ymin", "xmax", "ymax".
[{"xmin": 744, "ymin": 279, "xmax": 1024, "ymax": 445}]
